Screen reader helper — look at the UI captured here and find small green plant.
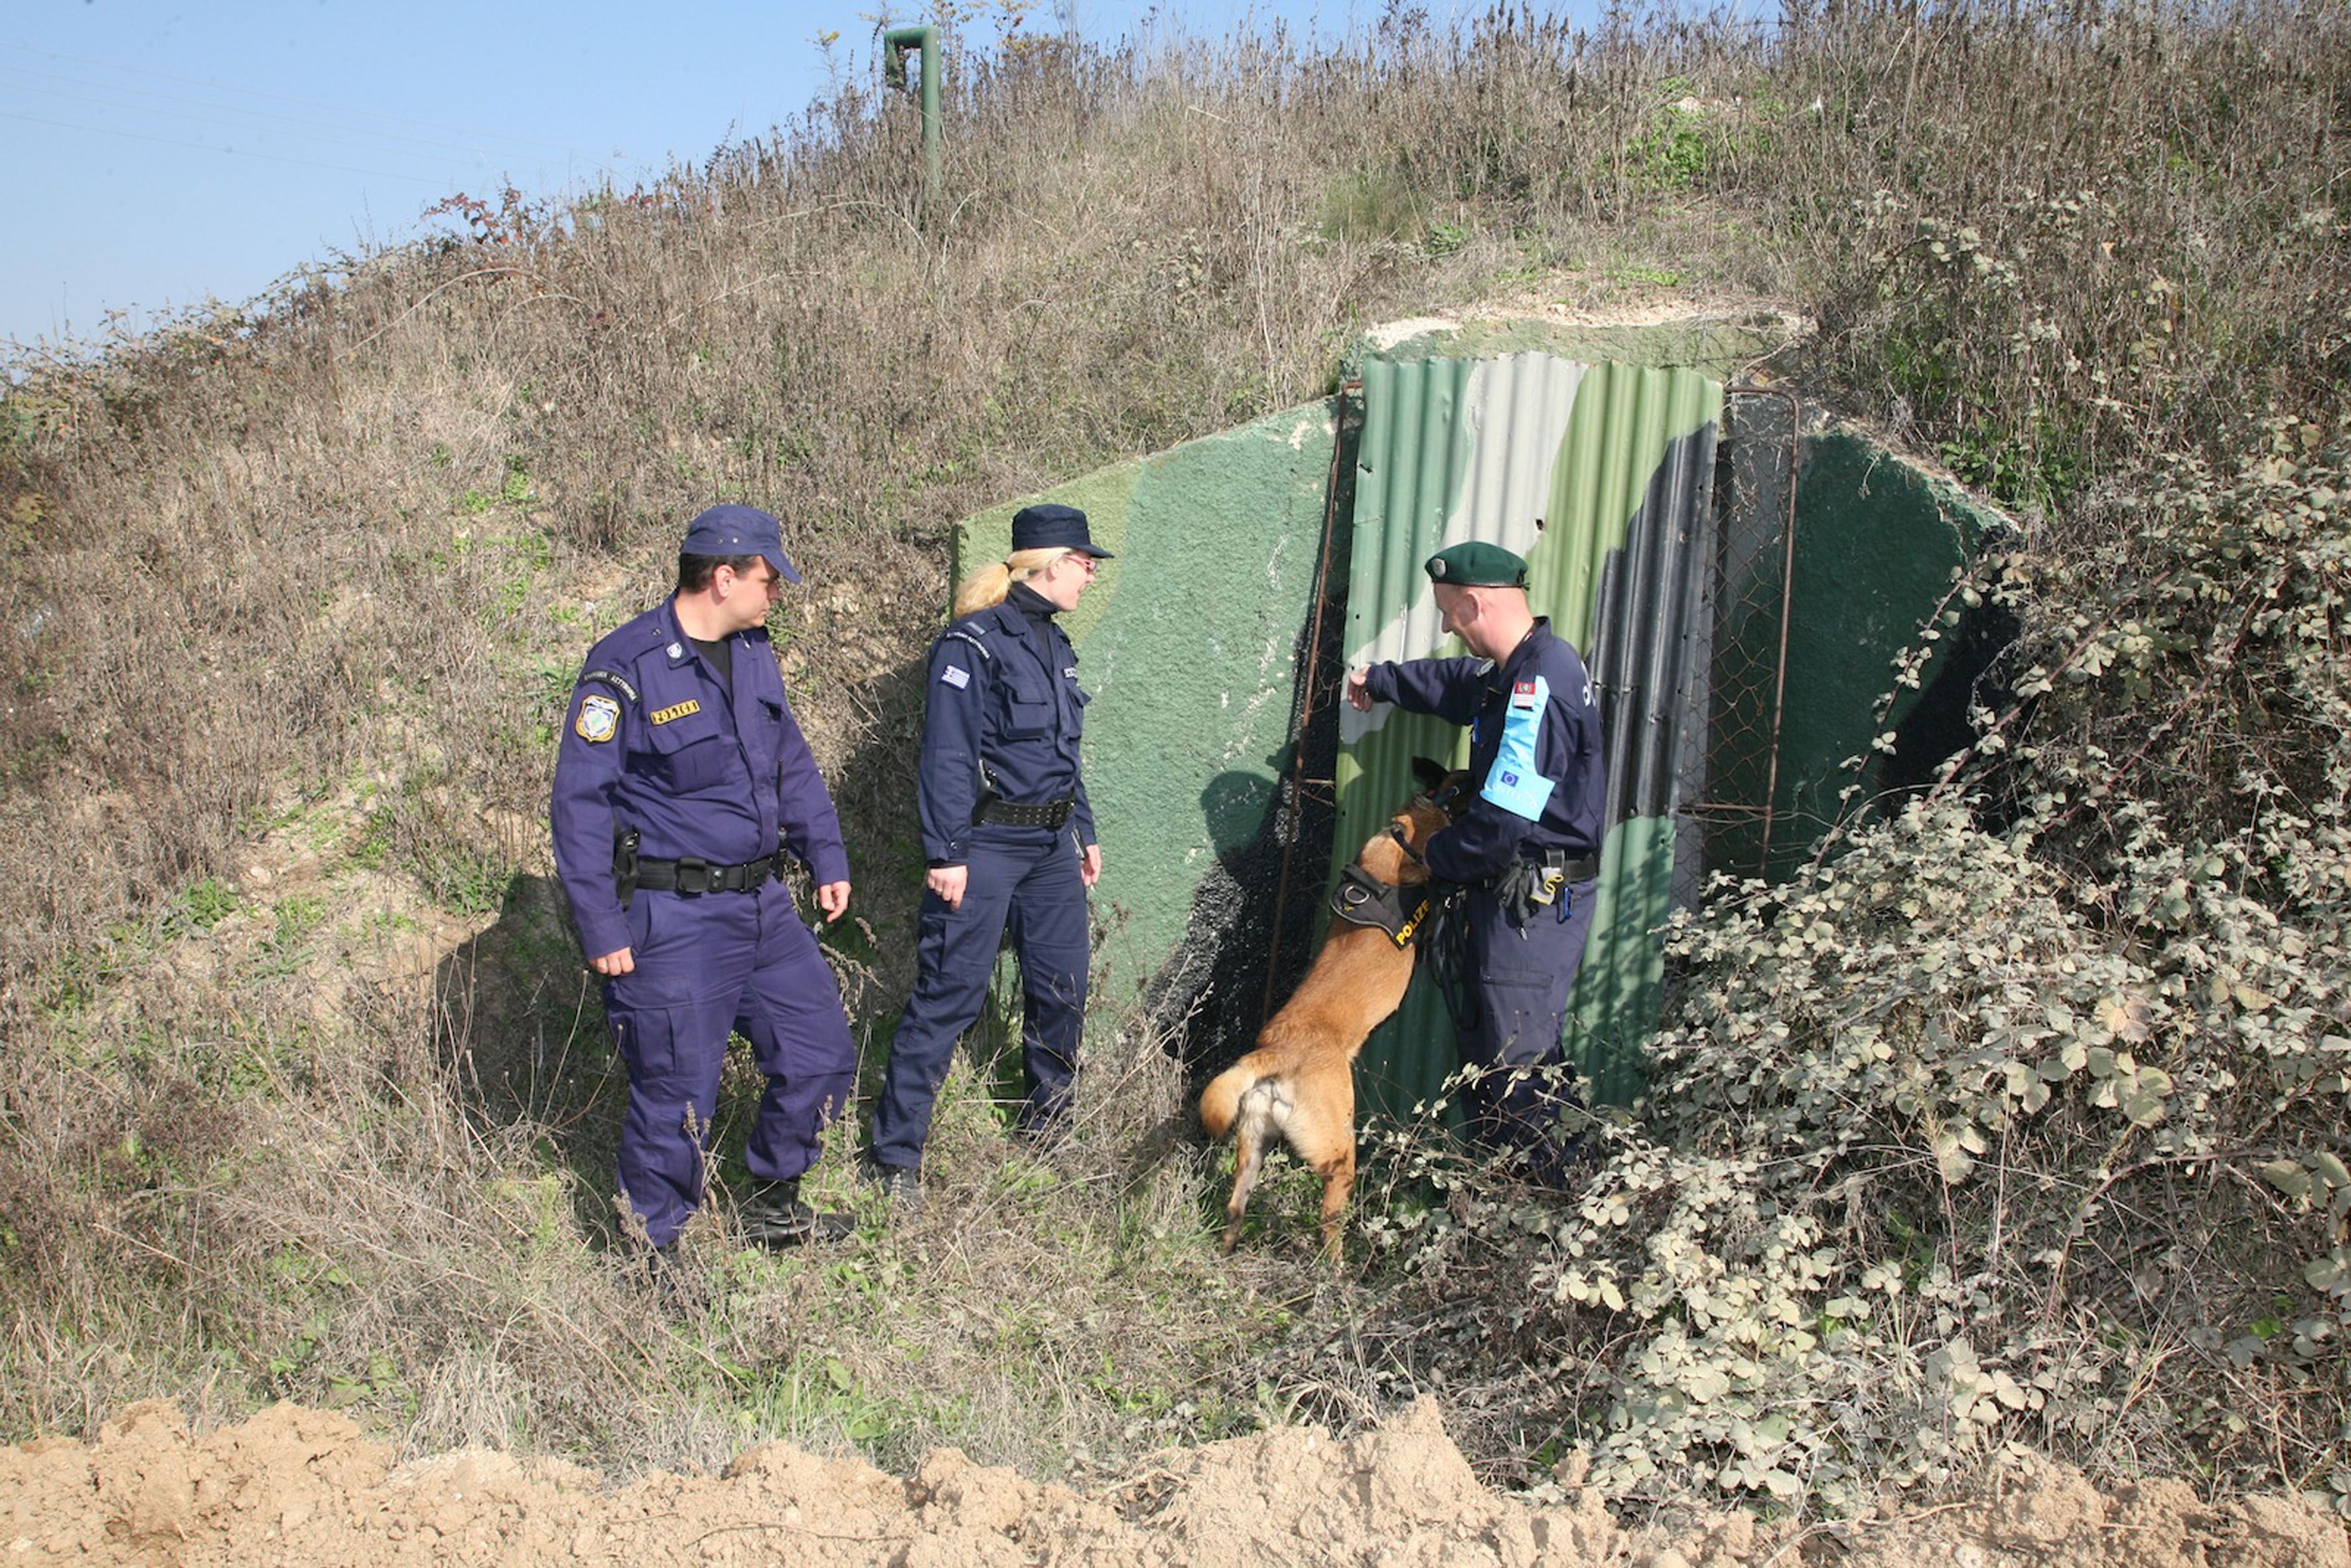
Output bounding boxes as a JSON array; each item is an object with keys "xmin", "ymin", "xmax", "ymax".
[
  {"xmin": 418, "ymin": 846, "xmax": 512, "ymax": 917},
  {"xmin": 1622, "ymin": 80, "xmax": 1720, "ymax": 192},
  {"xmin": 1603, "ymin": 259, "xmax": 1683, "ymax": 289},
  {"xmin": 457, "ymin": 455, "xmax": 537, "ymax": 516},
  {"xmin": 1318, "ymin": 167, "xmax": 1429, "ymax": 246},
  {"xmin": 1424, "ymin": 220, "xmax": 1471, "ymax": 258},
  {"xmin": 164, "ymin": 876, "xmax": 240, "ymax": 936},
  {"xmin": 248, "ymin": 895, "xmax": 326, "ymax": 982}
]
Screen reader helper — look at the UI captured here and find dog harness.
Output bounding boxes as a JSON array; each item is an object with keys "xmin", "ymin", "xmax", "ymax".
[{"xmin": 1329, "ymin": 860, "xmax": 1438, "ymax": 950}]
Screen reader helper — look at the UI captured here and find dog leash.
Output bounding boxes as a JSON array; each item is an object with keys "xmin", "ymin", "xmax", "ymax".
[{"xmin": 1420, "ymin": 885, "xmax": 1476, "ymax": 1036}]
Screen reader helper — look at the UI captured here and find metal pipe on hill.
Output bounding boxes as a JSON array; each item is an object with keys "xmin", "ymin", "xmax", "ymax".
[{"xmin": 882, "ymin": 25, "xmax": 943, "ymax": 218}]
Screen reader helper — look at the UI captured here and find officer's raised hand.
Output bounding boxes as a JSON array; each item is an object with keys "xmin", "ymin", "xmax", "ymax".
[{"xmin": 1346, "ymin": 667, "xmax": 1375, "ymax": 711}]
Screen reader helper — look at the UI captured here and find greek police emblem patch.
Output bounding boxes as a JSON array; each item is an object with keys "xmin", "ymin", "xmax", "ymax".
[{"xmin": 576, "ymin": 694, "xmax": 620, "ymax": 743}]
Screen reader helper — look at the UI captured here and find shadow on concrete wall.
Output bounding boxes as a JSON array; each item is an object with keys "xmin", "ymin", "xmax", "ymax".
[
  {"xmin": 1139, "ymin": 759, "xmax": 1334, "ymax": 1078},
  {"xmin": 1877, "ymin": 593, "xmax": 2027, "ymax": 827},
  {"xmin": 1140, "ymin": 535, "xmax": 1353, "ymax": 1082}
]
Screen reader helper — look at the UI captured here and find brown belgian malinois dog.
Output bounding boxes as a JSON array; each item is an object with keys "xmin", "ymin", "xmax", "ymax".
[{"xmin": 1198, "ymin": 758, "xmax": 1465, "ymax": 1255}]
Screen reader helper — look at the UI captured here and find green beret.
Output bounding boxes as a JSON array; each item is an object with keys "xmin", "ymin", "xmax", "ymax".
[{"xmin": 1425, "ymin": 541, "xmax": 1528, "ymax": 588}]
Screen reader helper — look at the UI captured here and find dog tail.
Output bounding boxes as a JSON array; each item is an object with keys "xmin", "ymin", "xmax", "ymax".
[{"xmin": 1197, "ymin": 1060, "xmax": 1256, "ymax": 1142}]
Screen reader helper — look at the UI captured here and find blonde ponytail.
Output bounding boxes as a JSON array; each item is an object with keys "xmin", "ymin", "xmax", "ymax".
[{"xmin": 953, "ymin": 547, "xmax": 1069, "ymax": 618}]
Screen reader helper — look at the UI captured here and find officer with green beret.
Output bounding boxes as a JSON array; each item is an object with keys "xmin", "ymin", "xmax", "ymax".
[{"xmin": 1346, "ymin": 541, "xmax": 1606, "ymax": 1181}]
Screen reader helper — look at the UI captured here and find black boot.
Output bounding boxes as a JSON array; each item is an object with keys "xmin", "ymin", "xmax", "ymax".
[
  {"xmin": 861, "ymin": 1159, "xmax": 925, "ymax": 1216},
  {"xmin": 640, "ymin": 1240, "xmax": 701, "ymax": 1314},
  {"xmin": 741, "ymin": 1178, "xmax": 854, "ymax": 1247}
]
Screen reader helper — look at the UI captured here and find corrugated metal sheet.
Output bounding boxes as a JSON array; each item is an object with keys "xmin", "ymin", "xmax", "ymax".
[{"xmin": 1336, "ymin": 352, "xmax": 1723, "ymax": 1115}]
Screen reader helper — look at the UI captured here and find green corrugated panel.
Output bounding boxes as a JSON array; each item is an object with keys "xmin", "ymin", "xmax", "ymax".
[{"xmin": 1339, "ymin": 352, "xmax": 1723, "ymax": 1119}]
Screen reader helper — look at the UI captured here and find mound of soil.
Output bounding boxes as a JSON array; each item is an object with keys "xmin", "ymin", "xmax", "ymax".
[{"xmin": 3, "ymin": 1395, "xmax": 2344, "ymax": 1567}]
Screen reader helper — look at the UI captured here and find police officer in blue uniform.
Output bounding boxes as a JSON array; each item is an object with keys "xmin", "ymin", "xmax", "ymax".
[
  {"xmin": 866, "ymin": 504, "xmax": 1110, "ymax": 1207},
  {"xmin": 551, "ymin": 504, "xmax": 857, "ymax": 1255},
  {"xmin": 1346, "ymin": 541, "xmax": 1606, "ymax": 1182}
]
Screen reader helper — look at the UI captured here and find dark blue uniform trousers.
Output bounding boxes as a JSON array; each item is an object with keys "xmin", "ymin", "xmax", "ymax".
[
  {"xmin": 870, "ymin": 826, "xmax": 1088, "ymax": 1171},
  {"xmin": 603, "ymin": 879, "xmax": 854, "ymax": 1247},
  {"xmin": 1457, "ymin": 877, "xmax": 1598, "ymax": 1180}
]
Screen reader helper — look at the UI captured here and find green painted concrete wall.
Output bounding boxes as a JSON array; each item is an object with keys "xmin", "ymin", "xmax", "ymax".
[{"xmin": 1707, "ymin": 427, "xmax": 2011, "ymax": 884}]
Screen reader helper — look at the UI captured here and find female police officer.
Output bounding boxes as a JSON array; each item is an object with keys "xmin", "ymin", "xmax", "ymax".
[{"xmin": 865, "ymin": 504, "xmax": 1109, "ymax": 1208}]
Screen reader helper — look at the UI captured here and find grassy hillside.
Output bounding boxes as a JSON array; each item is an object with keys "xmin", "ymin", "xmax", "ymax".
[{"xmin": 2, "ymin": 0, "xmax": 2346, "ymax": 1514}]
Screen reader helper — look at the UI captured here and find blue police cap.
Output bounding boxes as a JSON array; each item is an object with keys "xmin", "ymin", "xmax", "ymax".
[
  {"xmin": 681, "ymin": 504, "xmax": 802, "ymax": 583},
  {"xmin": 1011, "ymin": 503, "xmax": 1113, "ymax": 559}
]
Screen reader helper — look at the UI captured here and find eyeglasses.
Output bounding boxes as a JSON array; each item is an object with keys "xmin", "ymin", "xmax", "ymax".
[{"xmin": 1060, "ymin": 553, "xmax": 1098, "ymax": 577}]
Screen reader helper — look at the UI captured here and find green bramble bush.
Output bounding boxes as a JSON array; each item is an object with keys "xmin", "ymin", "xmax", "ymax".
[{"xmin": 1344, "ymin": 423, "xmax": 2351, "ymax": 1516}]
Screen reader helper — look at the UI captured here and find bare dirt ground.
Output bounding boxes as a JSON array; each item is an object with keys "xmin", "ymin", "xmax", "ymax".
[{"xmin": 5, "ymin": 1395, "xmax": 2344, "ymax": 1567}]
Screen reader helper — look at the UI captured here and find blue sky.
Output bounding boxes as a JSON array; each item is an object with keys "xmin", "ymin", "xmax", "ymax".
[{"xmin": 5, "ymin": 0, "xmax": 1407, "ymax": 362}]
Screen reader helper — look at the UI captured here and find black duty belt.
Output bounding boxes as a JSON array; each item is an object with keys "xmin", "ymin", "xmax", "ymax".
[
  {"xmin": 974, "ymin": 794, "xmax": 1074, "ymax": 829},
  {"xmin": 633, "ymin": 852, "xmax": 780, "ymax": 894},
  {"xmin": 1492, "ymin": 848, "xmax": 1600, "ymax": 925},
  {"xmin": 1506, "ymin": 846, "xmax": 1599, "ymax": 883}
]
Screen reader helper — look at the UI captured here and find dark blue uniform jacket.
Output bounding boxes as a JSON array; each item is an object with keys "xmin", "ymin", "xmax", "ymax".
[
  {"xmin": 918, "ymin": 588, "xmax": 1096, "ymax": 866},
  {"xmin": 551, "ymin": 598, "xmax": 849, "ymax": 959},
  {"xmin": 1362, "ymin": 617, "xmax": 1604, "ymax": 885}
]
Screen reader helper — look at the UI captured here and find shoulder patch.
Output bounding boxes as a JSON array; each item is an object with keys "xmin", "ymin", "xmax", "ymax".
[
  {"xmin": 575, "ymin": 693, "xmax": 620, "ymax": 743},
  {"xmin": 940, "ymin": 665, "xmax": 971, "ymax": 689},
  {"xmin": 649, "ymin": 699, "xmax": 703, "ymax": 725},
  {"xmin": 581, "ymin": 668, "xmax": 640, "ymax": 705},
  {"xmin": 942, "ymin": 628, "xmax": 993, "ymax": 660},
  {"xmin": 1482, "ymin": 674, "xmax": 1557, "ymax": 821}
]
